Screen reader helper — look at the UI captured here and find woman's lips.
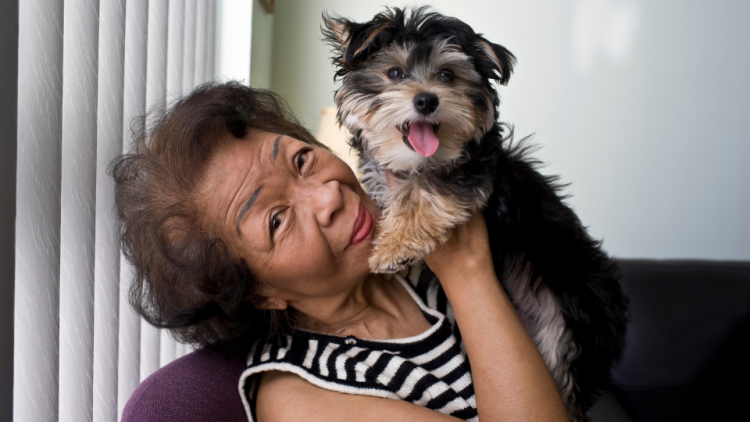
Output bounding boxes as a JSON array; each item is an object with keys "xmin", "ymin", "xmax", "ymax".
[{"xmin": 349, "ymin": 202, "xmax": 373, "ymax": 246}]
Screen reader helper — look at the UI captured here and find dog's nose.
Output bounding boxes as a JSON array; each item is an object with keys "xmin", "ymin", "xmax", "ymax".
[{"xmin": 413, "ymin": 92, "xmax": 439, "ymax": 115}]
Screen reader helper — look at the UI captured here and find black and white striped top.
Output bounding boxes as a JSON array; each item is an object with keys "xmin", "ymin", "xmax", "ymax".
[{"xmin": 238, "ymin": 265, "xmax": 477, "ymax": 421}]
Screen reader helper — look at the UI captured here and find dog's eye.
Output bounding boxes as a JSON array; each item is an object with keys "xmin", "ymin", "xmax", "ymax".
[
  {"xmin": 388, "ymin": 67, "xmax": 405, "ymax": 80},
  {"xmin": 437, "ymin": 69, "xmax": 454, "ymax": 82}
]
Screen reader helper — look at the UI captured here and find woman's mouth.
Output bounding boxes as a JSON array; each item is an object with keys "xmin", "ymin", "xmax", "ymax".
[{"xmin": 349, "ymin": 202, "xmax": 373, "ymax": 246}]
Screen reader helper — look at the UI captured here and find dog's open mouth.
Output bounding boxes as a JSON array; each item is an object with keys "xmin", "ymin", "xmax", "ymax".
[{"xmin": 398, "ymin": 121, "xmax": 441, "ymax": 157}]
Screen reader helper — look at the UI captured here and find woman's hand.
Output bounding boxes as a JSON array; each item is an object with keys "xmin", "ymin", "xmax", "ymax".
[{"xmin": 423, "ymin": 211, "xmax": 492, "ymax": 283}]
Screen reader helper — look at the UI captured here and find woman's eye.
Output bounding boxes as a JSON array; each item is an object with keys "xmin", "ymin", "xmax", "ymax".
[
  {"xmin": 296, "ymin": 149, "xmax": 309, "ymax": 172},
  {"xmin": 388, "ymin": 67, "xmax": 405, "ymax": 80},
  {"xmin": 437, "ymin": 69, "xmax": 453, "ymax": 81},
  {"xmin": 270, "ymin": 212, "xmax": 283, "ymax": 233}
]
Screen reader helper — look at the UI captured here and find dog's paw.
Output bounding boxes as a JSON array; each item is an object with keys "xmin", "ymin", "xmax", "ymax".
[
  {"xmin": 368, "ymin": 238, "xmax": 423, "ymax": 273},
  {"xmin": 368, "ymin": 251, "xmax": 406, "ymax": 274}
]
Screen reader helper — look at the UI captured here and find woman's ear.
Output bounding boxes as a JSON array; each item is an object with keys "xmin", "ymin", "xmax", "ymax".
[
  {"xmin": 248, "ymin": 280, "xmax": 288, "ymax": 310},
  {"xmin": 250, "ymin": 294, "xmax": 288, "ymax": 311}
]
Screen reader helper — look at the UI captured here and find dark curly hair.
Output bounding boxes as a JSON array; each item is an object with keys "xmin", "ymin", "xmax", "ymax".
[{"xmin": 112, "ymin": 81, "xmax": 322, "ymax": 358}]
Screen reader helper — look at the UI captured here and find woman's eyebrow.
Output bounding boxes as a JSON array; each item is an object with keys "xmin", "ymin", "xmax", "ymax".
[
  {"xmin": 237, "ymin": 186, "xmax": 262, "ymax": 238},
  {"xmin": 272, "ymin": 135, "xmax": 281, "ymax": 160}
]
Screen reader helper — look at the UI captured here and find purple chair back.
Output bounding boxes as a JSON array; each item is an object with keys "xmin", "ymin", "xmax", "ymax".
[{"xmin": 122, "ymin": 348, "xmax": 248, "ymax": 422}]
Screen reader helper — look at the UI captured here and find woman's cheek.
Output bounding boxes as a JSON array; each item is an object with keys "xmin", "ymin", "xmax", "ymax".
[{"xmin": 285, "ymin": 244, "xmax": 334, "ymax": 279}]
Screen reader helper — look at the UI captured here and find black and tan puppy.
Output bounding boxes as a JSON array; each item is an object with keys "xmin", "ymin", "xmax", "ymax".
[{"xmin": 323, "ymin": 7, "xmax": 627, "ymax": 421}]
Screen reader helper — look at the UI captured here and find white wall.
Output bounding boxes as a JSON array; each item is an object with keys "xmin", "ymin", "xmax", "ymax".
[
  {"xmin": 267, "ymin": 0, "xmax": 750, "ymax": 261},
  {"xmin": 216, "ymin": 0, "xmax": 274, "ymax": 88},
  {"xmin": 215, "ymin": 0, "xmax": 252, "ymax": 83}
]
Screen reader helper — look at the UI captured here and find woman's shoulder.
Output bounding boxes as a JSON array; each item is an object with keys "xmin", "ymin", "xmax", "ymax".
[
  {"xmin": 254, "ymin": 371, "xmax": 309, "ymax": 421},
  {"xmin": 256, "ymin": 370, "xmax": 461, "ymax": 422}
]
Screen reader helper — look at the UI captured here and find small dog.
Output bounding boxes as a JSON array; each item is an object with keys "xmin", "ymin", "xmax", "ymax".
[{"xmin": 323, "ymin": 7, "xmax": 627, "ymax": 421}]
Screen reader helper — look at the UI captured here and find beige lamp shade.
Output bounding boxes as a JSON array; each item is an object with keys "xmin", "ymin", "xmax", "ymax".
[{"xmin": 316, "ymin": 107, "xmax": 361, "ymax": 176}]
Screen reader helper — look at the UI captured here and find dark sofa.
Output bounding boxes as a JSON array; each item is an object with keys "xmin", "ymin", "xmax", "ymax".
[
  {"xmin": 122, "ymin": 259, "xmax": 750, "ymax": 422},
  {"xmin": 603, "ymin": 260, "xmax": 750, "ymax": 422}
]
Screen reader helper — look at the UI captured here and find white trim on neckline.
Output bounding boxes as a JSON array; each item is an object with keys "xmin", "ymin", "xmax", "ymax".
[{"xmin": 293, "ymin": 273, "xmax": 446, "ymax": 345}]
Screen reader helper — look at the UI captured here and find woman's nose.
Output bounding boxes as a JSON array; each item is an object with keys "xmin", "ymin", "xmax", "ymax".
[{"xmin": 311, "ymin": 179, "xmax": 344, "ymax": 227}]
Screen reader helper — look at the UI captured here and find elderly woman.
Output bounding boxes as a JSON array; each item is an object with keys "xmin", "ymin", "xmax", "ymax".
[{"xmin": 113, "ymin": 82, "xmax": 567, "ymax": 422}]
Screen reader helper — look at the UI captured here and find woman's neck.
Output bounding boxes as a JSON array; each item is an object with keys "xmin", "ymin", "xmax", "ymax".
[{"xmin": 291, "ymin": 273, "xmax": 429, "ymax": 340}]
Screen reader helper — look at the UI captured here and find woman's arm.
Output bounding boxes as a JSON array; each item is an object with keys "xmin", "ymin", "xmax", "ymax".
[
  {"xmin": 425, "ymin": 212, "xmax": 568, "ymax": 421},
  {"xmin": 256, "ymin": 370, "xmax": 463, "ymax": 422}
]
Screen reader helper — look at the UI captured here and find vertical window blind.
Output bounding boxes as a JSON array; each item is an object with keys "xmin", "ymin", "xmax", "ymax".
[
  {"xmin": 13, "ymin": 1, "xmax": 218, "ymax": 421},
  {"xmin": 0, "ymin": 0, "xmax": 19, "ymax": 419}
]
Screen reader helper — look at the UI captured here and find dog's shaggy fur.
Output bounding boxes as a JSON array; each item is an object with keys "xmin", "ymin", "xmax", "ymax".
[{"xmin": 323, "ymin": 7, "xmax": 628, "ymax": 421}]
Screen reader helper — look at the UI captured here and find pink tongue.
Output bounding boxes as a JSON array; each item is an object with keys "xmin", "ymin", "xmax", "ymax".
[{"xmin": 408, "ymin": 122, "xmax": 440, "ymax": 157}]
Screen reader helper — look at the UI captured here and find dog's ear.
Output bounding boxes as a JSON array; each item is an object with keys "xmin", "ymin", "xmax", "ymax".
[
  {"xmin": 474, "ymin": 37, "xmax": 516, "ymax": 85},
  {"xmin": 322, "ymin": 13, "xmax": 352, "ymax": 55},
  {"xmin": 322, "ymin": 12, "xmax": 392, "ymax": 77}
]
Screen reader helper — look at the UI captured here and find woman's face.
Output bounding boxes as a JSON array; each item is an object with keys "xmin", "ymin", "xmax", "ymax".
[{"xmin": 200, "ymin": 129, "xmax": 379, "ymax": 306}]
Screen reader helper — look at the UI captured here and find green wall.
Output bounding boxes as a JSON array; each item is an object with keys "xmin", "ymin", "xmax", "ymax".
[{"xmin": 261, "ymin": 0, "xmax": 750, "ymax": 261}]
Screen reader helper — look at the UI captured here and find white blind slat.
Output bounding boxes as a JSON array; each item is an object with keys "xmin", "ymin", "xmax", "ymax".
[
  {"xmin": 206, "ymin": 0, "xmax": 217, "ymax": 82},
  {"xmin": 167, "ymin": 0, "xmax": 185, "ymax": 101},
  {"xmin": 117, "ymin": 261, "xmax": 140, "ymax": 420},
  {"xmin": 118, "ymin": 0, "xmax": 148, "ymax": 418},
  {"xmin": 146, "ymin": 0, "xmax": 169, "ymax": 108},
  {"xmin": 182, "ymin": 0, "xmax": 197, "ymax": 93},
  {"xmin": 59, "ymin": 0, "xmax": 99, "ymax": 421},
  {"xmin": 13, "ymin": 0, "xmax": 64, "ymax": 420},
  {"xmin": 194, "ymin": 0, "xmax": 208, "ymax": 86},
  {"xmin": 93, "ymin": 0, "xmax": 126, "ymax": 421},
  {"xmin": 139, "ymin": 319, "xmax": 160, "ymax": 381},
  {"xmin": 174, "ymin": 342, "xmax": 185, "ymax": 359},
  {"xmin": 138, "ymin": 0, "xmax": 170, "ymax": 383},
  {"xmin": 159, "ymin": 331, "xmax": 177, "ymax": 368},
  {"xmin": 164, "ymin": 0, "xmax": 188, "ymax": 365}
]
